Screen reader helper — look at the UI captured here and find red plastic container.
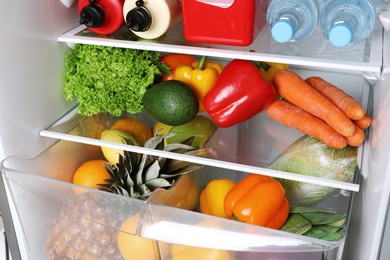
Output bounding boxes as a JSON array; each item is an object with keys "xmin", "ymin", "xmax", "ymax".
[
  {"xmin": 182, "ymin": 0, "xmax": 268, "ymax": 46},
  {"xmin": 78, "ymin": 0, "xmax": 125, "ymax": 35}
]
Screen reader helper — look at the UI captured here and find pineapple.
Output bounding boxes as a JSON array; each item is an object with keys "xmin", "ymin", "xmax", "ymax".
[
  {"xmin": 99, "ymin": 133, "xmax": 207, "ymax": 199},
  {"xmin": 45, "ymin": 133, "xmax": 208, "ymax": 259},
  {"xmin": 45, "ymin": 192, "xmax": 130, "ymax": 259}
]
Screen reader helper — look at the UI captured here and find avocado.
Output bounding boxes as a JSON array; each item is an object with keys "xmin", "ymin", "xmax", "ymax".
[{"xmin": 143, "ymin": 80, "xmax": 199, "ymax": 126}]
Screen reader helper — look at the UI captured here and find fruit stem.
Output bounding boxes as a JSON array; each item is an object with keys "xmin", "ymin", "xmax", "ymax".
[{"xmin": 198, "ymin": 56, "xmax": 207, "ymax": 70}]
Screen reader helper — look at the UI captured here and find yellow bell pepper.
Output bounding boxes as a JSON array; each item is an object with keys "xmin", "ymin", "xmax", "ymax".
[
  {"xmin": 259, "ymin": 61, "xmax": 289, "ymax": 83},
  {"xmin": 175, "ymin": 56, "xmax": 223, "ymax": 112},
  {"xmin": 199, "ymin": 179, "xmax": 235, "ymax": 219},
  {"xmin": 171, "ymin": 244, "xmax": 235, "ymax": 260}
]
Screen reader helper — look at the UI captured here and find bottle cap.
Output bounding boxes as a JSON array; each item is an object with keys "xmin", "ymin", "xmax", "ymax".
[
  {"xmin": 125, "ymin": 6, "xmax": 152, "ymax": 32},
  {"xmin": 380, "ymin": 11, "xmax": 390, "ymax": 31},
  {"xmin": 79, "ymin": 4, "xmax": 105, "ymax": 28},
  {"xmin": 271, "ymin": 20, "xmax": 295, "ymax": 43},
  {"xmin": 329, "ymin": 23, "xmax": 353, "ymax": 47}
]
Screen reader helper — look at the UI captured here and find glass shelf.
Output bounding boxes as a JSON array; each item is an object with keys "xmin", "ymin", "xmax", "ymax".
[
  {"xmin": 58, "ymin": 16, "xmax": 384, "ymax": 75},
  {"xmin": 40, "ymin": 61, "xmax": 372, "ymax": 192},
  {"xmin": 39, "ymin": 105, "xmax": 361, "ymax": 193}
]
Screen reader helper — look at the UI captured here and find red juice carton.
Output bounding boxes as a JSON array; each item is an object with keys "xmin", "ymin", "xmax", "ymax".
[{"xmin": 181, "ymin": 0, "xmax": 269, "ymax": 46}]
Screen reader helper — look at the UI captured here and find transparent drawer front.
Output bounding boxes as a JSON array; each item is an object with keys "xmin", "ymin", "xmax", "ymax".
[{"xmin": 2, "ymin": 139, "xmax": 354, "ymax": 259}]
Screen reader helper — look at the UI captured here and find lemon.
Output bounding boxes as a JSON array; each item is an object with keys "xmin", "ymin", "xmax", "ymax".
[
  {"xmin": 100, "ymin": 129, "xmax": 139, "ymax": 164},
  {"xmin": 152, "ymin": 121, "xmax": 173, "ymax": 136},
  {"xmin": 151, "ymin": 121, "xmax": 173, "ymax": 146}
]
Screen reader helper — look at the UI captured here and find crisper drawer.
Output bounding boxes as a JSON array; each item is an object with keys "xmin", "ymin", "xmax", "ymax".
[
  {"xmin": 1, "ymin": 140, "xmax": 353, "ymax": 260},
  {"xmin": 1, "ymin": 68, "xmax": 370, "ymax": 260}
]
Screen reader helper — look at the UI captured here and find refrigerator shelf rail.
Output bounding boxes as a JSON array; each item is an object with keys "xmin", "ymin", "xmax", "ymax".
[{"xmin": 58, "ymin": 15, "xmax": 383, "ymax": 75}]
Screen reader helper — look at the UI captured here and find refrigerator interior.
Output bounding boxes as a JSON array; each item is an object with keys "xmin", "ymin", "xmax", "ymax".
[{"xmin": 0, "ymin": 0, "xmax": 389, "ymax": 259}]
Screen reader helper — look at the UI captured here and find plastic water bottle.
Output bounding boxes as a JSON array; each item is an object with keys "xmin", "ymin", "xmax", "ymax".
[
  {"xmin": 266, "ymin": 0, "xmax": 321, "ymax": 43},
  {"xmin": 319, "ymin": 0, "xmax": 379, "ymax": 47}
]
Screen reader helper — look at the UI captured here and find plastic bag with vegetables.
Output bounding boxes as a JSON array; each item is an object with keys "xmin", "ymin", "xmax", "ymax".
[{"xmin": 268, "ymin": 135, "xmax": 357, "ymax": 206}]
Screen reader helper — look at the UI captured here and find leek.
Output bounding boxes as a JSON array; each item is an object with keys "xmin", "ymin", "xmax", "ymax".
[{"xmin": 281, "ymin": 206, "xmax": 347, "ymax": 241}]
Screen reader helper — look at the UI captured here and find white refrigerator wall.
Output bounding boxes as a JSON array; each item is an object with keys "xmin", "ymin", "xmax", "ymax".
[
  {"xmin": 343, "ymin": 77, "xmax": 390, "ymax": 259},
  {"xmin": 0, "ymin": 1, "xmax": 78, "ymax": 259},
  {"xmin": 0, "ymin": 0, "xmax": 78, "ymax": 161},
  {"xmin": 343, "ymin": 17, "xmax": 390, "ymax": 260},
  {"xmin": 375, "ymin": 21, "xmax": 390, "ymax": 260}
]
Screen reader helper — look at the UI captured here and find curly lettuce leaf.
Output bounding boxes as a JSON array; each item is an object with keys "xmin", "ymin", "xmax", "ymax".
[{"xmin": 63, "ymin": 44, "xmax": 170, "ymax": 116}]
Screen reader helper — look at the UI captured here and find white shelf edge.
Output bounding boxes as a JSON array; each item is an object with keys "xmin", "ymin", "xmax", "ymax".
[
  {"xmin": 58, "ymin": 25, "xmax": 381, "ymax": 74},
  {"xmin": 40, "ymin": 129, "xmax": 360, "ymax": 192}
]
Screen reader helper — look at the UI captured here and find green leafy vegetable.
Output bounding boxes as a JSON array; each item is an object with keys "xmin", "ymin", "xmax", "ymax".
[
  {"xmin": 280, "ymin": 206, "xmax": 347, "ymax": 241},
  {"xmin": 280, "ymin": 213, "xmax": 311, "ymax": 234},
  {"xmin": 63, "ymin": 44, "xmax": 170, "ymax": 116}
]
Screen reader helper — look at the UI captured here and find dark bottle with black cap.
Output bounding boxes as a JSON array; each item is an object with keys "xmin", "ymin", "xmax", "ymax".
[
  {"xmin": 123, "ymin": 0, "xmax": 182, "ymax": 39},
  {"xmin": 78, "ymin": 0, "xmax": 125, "ymax": 35}
]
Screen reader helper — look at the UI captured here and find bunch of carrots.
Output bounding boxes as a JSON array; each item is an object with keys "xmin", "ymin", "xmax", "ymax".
[{"xmin": 265, "ymin": 70, "xmax": 371, "ymax": 149}]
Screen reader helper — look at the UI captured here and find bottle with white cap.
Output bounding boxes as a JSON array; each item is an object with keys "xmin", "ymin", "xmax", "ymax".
[
  {"xmin": 319, "ymin": 0, "xmax": 379, "ymax": 47},
  {"xmin": 266, "ymin": 0, "xmax": 321, "ymax": 43}
]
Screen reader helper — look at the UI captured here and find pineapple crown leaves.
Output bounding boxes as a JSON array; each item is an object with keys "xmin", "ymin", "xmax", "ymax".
[{"xmin": 99, "ymin": 133, "xmax": 210, "ymax": 199}]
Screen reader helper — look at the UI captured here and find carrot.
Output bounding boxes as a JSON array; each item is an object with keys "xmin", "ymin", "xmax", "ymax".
[
  {"xmin": 274, "ymin": 71, "xmax": 356, "ymax": 137},
  {"xmin": 305, "ymin": 76, "xmax": 366, "ymax": 121},
  {"xmin": 346, "ymin": 125, "xmax": 365, "ymax": 147},
  {"xmin": 265, "ymin": 99, "xmax": 348, "ymax": 149},
  {"xmin": 353, "ymin": 114, "xmax": 372, "ymax": 130}
]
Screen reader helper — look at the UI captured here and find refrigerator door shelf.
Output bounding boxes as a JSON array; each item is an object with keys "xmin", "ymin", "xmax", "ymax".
[
  {"xmin": 0, "ymin": 138, "xmax": 354, "ymax": 259},
  {"xmin": 57, "ymin": 14, "xmax": 383, "ymax": 74}
]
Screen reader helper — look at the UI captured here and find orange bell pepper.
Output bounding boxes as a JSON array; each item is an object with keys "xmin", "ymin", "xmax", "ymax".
[
  {"xmin": 224, "ymin": 174, "xmax": 289, "ymax": 229},
  {"xmin": 160, "ymin": 53, "xmax": 197, "ymax": 81},
  {"xmin": 175, "ymin": 56, "xmax": 223, "ymax": 112}
]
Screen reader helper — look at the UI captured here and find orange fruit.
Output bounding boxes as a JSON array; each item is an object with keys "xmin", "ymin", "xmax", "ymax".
[
  {"xmin": 72, "ymin": 159, "xmax": 110, "ymax": 193},
  {"xmin": 111, "ymin": 117, "xmax": 152, "ymax": 147},
  {"xmin": 117, "ymin": 214, "xmax": 161, "ymax": 260}
]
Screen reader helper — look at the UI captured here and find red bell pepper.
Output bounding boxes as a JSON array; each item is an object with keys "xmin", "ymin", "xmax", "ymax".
[{"xmin": 203, "ymin": 59, "xmax": 276, "ymax": 128}]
